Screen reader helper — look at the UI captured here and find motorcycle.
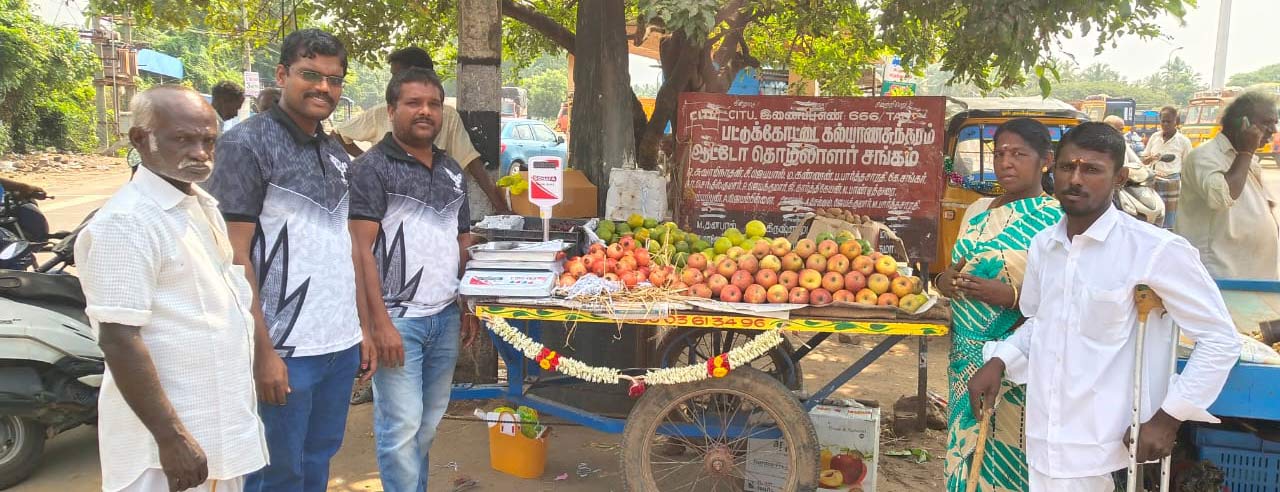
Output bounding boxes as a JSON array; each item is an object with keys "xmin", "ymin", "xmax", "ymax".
[
  {"xmin": 0, "ymin": 217, "xmax": 102, "ymax": 490},
  {"xmin": 1115, "ymin": 153, "xmax": 1175, "ymax": 226}
]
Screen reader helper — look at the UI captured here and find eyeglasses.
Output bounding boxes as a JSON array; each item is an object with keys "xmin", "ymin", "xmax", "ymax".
[{"xmin": 292, "ymin": 68, "xmax": 345, "ymax": 88}]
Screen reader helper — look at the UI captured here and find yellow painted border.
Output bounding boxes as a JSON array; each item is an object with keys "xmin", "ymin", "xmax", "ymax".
[{"xmin": 476, "ymin": 304, "xmax": 949, "ymax": 336}]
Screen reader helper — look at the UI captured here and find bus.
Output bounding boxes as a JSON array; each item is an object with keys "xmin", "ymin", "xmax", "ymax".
[{"xmin": 1079, "ymin": 94, "xmax": 1137, "ymax": 130}]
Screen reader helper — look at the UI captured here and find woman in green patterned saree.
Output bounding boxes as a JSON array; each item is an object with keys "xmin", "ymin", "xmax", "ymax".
[{"xmin": 940, "ymin": 118, "xmax": 1063, "ymax": 492}]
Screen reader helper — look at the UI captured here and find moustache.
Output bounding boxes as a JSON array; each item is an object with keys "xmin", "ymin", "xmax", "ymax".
[
  {"xmin": 302, "ymin": 92, "xmax": 334, "ymax": 105},
  {"xmin": 1060, "ymin": 187, "xmax": 1086, "ymax": 197},
  {"xmin": 177, "ymin": 159, "xmax": 211, "ymax": 171}
]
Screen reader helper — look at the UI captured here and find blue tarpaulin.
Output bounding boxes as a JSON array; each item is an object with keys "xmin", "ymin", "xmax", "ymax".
[{"xmin": 136, "ymin": 49, "xmax": 183, "ymax": 80}]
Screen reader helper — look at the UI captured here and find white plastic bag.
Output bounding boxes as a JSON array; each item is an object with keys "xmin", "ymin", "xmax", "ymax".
[{"xmin": 605, "ymin": 168, "xmax": 668, "ymax": 221}]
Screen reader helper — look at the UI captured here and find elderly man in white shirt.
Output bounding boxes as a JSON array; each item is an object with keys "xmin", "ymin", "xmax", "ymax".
[
  {"xmin": 1175, "ymin": 91, "xmax": 1280, "ymax": 280},
  {"xmin": 77, "ymin": 85, "xmax": 267, "ymax": 492},
  {"xmin": 1141, "ymin": 106, "xmax": 1193, "ymax": 229},
  {"xmin": 967, "ymin": 122, "xmax": 1240, "ymax": 492}
]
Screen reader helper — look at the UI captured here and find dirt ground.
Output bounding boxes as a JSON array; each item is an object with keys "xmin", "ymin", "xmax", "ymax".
[{"xmin": 8, "ymin": 155, "xmax": 951, "ymax": 491}]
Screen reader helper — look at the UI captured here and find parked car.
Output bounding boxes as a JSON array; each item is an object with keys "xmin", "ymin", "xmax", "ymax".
[{"xmin": 499, "ymin": 118, "xmax": 566, "ymax": 174}]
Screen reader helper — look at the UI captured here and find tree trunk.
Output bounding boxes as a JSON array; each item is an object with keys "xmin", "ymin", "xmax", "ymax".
[
  {"xmin": 454, "ymin": 0, "xmax": 502, "ymax": 384},
  {"xmin": 569, "ymin": 0, "xmax": 635, "ymax": 213}
]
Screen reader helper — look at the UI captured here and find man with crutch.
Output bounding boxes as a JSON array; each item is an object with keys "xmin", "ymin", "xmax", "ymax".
[{"xmin": 967, "ymin": 122, "xmax": 1241, "ymax": 492}]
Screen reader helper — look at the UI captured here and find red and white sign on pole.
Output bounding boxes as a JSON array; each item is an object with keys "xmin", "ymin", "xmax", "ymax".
[{"xmin": 527, "ymin": 156, "xmax": 564, "ymax": 241}]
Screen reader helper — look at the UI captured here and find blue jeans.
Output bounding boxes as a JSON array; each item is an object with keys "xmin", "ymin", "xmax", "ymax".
[
  {"xmin": 246, "ymin": 343, "xmax": 360, "ymax": 492},
  {"xmin": 373, "ymin": 304, "xmax": 460, "ymax": 492}
]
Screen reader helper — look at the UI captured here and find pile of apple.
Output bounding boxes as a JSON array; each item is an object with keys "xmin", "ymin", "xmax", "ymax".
[
  {"xmin": 675, "ymin": 235, "xmax": 929, "ymax": 311},
  {"xmin": 559, "ymin": 237, "xmax": 684, "ymax": 290}
]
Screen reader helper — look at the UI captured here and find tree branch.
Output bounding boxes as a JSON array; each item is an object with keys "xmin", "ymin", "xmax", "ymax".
[{"xmin": 501, "ymin": 0, "xmax": 576, "ymax": 54}]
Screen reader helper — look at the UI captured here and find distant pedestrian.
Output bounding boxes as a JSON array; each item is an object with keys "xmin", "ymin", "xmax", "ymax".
[
  {"xmin": 210, "ymin": 81, "xmax": 246, "ymax": 132},
  {"xmin": 1141, "ymin": 106, "xmax": 1192, "ymax": 228},
  {"xmin": 348, "ymin": 67, "xmax": 478, "ymax": 492},
  {"xmin": 254, "ymin": 87, "xmax": 281, "ymax": 114},
  {"xmin": 1176, "ymin": 91, "xmax": 1280, "ymax": 279},
  {"xmin": 204, "ymin": 29, "xmax": 375, "ymax": 491},
  {"xmin": 79, "ymin": 85, "xmax": 267, "ymax": 492}
]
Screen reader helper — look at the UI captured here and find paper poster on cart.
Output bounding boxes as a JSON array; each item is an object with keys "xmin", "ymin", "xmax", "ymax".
[
  {"xmin": 676, "ymin": 94, "xmax": 945, "ymax": 261},
  {"xmin": 745, "ymin": 400, "xmax": 880, "ymax": 492}
]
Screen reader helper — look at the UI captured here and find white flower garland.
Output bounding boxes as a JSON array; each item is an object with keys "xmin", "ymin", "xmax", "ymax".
[{"xmin": 482, "ymin": 315, "xmax": 786, "ymax": 387}]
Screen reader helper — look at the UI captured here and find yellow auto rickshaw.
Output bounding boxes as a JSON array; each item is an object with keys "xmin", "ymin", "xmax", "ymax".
[{"xmin": 935, "ymin": 97, "xmax": 1089, "ymax": 269}]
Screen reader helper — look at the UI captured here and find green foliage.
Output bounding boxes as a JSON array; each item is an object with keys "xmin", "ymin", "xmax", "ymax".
[
  {"xmin": 0, "ymin": 0, "xmax": 99, "ymax": 152},
  {"xmin": 1228, "ymin": 64, "xmax": 1280, "ymax": 87},
  {"xmin": 502, "ymin": 55, "xmax": 567, "ymax": 120},
  {"xmin": 639, "ymin": 0, "xmax": 719, "ymax": 44},
  {"xmin": 1140, "ymin": 57, "xmax": 1204, "ymax": 106}
]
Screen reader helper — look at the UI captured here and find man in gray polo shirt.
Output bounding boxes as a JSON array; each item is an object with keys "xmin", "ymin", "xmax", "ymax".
[
  {"xmin": 204, "ymin": 29, "xmax": 371, "ymax": 491},
  {"xmin": 348, "ymin": 67, "xmax": 476, "ymax": 492}
]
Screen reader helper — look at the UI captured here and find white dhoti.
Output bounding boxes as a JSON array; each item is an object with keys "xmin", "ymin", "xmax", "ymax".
[
  {"xmin": 1028, "ymin": 467, "xmax": 1116, "ymax": 492},
  {"xmin": 117, "ymin": 469, "xmax": 245, "ymax": 492}
]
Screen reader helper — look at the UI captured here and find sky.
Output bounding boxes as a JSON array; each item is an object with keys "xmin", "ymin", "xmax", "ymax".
[{"xmin": 1055, "ymin": 0, "xmax": 1276, "ymax": 84}]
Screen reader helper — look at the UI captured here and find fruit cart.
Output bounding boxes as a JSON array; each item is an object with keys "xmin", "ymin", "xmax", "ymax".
[{"xmin": 451, "ymin": 301, "xmax": 949, "ymax": 490}]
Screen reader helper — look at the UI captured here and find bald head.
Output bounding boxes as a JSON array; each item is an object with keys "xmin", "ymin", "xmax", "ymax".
[
  {"xmin": 128, "ymin": 86, "xmax": 220, "ymax": 187},
  {"xmin": 1103, "ymin": 115, "xmax": 1125, "ymax": 132}
]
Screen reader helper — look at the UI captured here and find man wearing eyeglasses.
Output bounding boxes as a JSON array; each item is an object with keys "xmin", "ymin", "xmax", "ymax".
[{"xmin": 204, "ymin": 29, "xmax": 375, "ymax": 492}]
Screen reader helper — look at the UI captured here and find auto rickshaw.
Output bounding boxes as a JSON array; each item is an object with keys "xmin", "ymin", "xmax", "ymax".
[{"xmin": 935, "ymin": 97, "xmax": 1090, "ymax": 269}]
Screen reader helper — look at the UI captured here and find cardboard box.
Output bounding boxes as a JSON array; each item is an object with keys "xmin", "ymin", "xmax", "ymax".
[
  {"xmin": 509, "ymin": 169, "xmax": 598, "ymax": 218},
  {"xmin": 745, "ymin": 400, "xmax": 880, "ymax": 492}
]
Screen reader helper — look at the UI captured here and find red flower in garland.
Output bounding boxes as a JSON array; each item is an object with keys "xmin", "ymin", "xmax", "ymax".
[
  {"xmin": 627, "ymin": 379, "xmax": 647, "ymax": 398},
  {"xmin": 536, "ymin": 347, "xmax": 561, "ymax": 372},
  {"xmin": 706, "ymin": 354, "xmax": 731, "ymax": 378}
]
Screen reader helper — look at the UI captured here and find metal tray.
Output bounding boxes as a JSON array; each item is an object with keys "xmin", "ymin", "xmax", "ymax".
[{"xmin": 467, "ymin": 240, "xmax": 569, "ymax": 262}]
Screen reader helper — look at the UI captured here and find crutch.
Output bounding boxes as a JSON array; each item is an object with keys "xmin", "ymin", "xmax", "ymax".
[
  {"xmin": 1129, "ymin": 285, "xmax": 1167, "ymax": 492},
  {"xmin": 1159, "ymin": 323, "xmax": 1180, "ymax": 491}
]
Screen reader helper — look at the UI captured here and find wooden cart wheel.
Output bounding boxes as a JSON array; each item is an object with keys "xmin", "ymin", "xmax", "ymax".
[
  {"xmin": 620, "ymin": 367, "xmax": 820, "ymax": 492},
  {"xmin": 657, "ymin": 329, "xmax": 803, "ymax": 391}
]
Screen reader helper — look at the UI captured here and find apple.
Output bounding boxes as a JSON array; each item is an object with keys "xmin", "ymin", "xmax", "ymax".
[
  {"xmin": 621, "ymin": 271, "xmax": 642, "ymax": 288},
  {"xmin": 855, "ymin": 288, "xmax": 878, "ymax": 305},
  {"xmin": 833, "ymin": 289, "xmax": 856, "ymax": 303},
  {"xmin": 606, "ymin": 243, "xmax": 625, "ymax": 260},
  {"xmin": 770, "ymin": 237, "xmax": 792, "ymax": 256},
  {"xmin": 867, "ymin": 273, "xmax": 891, "ymax": 295},
  {"xmin": 799, "ymin": 269, "xmax": 823, "ymax": 290},
  {"xmin": 839, "ymin": 240, "xmax": 863, "ymax": 258},
  {"xmin": 817, "ymin": 239, "xmax": 840, "ymax": 258},
  {"xmin": 826, "ymin": 254, "xmax": 850, "ymax": 274},
  {"xmin": 819, "ymin": 469, "xmax": 844, "ymax": 489},
  {"xmin": 743, "ymin": 284, "xmax": 767, "ymax": 304},
  {"xmin": 680, "ymin": 268, "xmax": 705, "ymax": 286},
  {"xmin": 821, "ymin": 271, "xmax": 845, "ymax": 292},
  {"xmin": 689, "ymin": 283, "xmax": 713, "ymax": 298},
  {"xmin": 810, "ymin": 288, "xmax": 833, "ymax": 306},
  {"xmin": 788, "ymin": 286, "xmax": 810, "ymax": 304},
  {"xmin": 844, "ymin": 271, "xmax": 867, "ymax": 292},
  {"xmin": 891, "ymin": 276, "xmax": 914, "ymax": 298},
  {"xmin": 605, "ymin": 258, "xmax": 619, "ymax": 274},
  {"xmin": 737, "ymin": 255, "xmax": 759, "ymax": 274},
  {"xmin": 707, "ymin": 274, "xmax": 729, "ymax": 296},
  {"xmin": 619, "ymin": 235, "xmax": 637, "ymax": 251},
  {"xmin": 557, "ymin": 273, "xmax": 576, "ymax": 288},
  {"xmin": 720, "ymin": 284, "xmax": 742, "ymax": 302},
  {"xmin": 870, "ymin": 251, "xmax": 883, "ymax": 261},
  {"xmin": 755, "ymin": 269, "xmax": 779, "ymax": 288},
  {"xmin": 686, "ymin": 252, "xmax": 708, "ymax": 270},
  {"xmin": 618, "ymin": 255, "xmax": 637, "ymax": 273},
  {"xmin": 899, "ymin": 293, "xmax": 926, "ymax": 312},
  {"xmin": 588, "ymin": 243, "xmax": 605, "ymax": 256},
  {"xmin": 877, "ymin": 292, "xmax": 899, "ymax": 306},
  {"xmin": 875, "ymin": 255, "xmax": 898, "ymax": 275},
  {"xmin": 726, "ymin": 246, "xmax": 747, "ymax": 261},
  {"xmin": 781, "ymin": 253, "xmax": 805, "ymax": 272},
  {"xmin": 852, "ymin": 255, "xmax": 875, "ymax": 276},
  {"xmin": 637, "ymin": 267, "xmax": 650, "ymax": 280},
  {"xmin": 590, "ymin": 258, "xmax": 608, "ymax": 276},
  {"xmin": 766, "ymin": 284, "xmax": 790, "ymax": 303},
  {"xmin": 829, "ymin": 454, "xmax": 866, "ymax": 485},
  {"xmin": 669, "ymin": 281, "xmax": 689, "ymax": 291},
  {"xmin": 794, "ymin": 238, "xmax": 817, "ymax": 258},
  {"xmin": 910, "ymin": 276, "xmax": 924, "ymax": 294},
  {"xmin": 759, "ymin": 254, "xmax": 782, "ymax": 272},
  {"xmin": 716, "ymin": 258, "xmax": 739, "ymax": 277},
  {"xmin": 805, "ymin": 253, "xmax": 828, "ymax": 272},
  {"xmin": 603, "ymin": 272, "xmax": 620, "ymax": 282},
  {"xmin": 750, "ymin": 239, "xmax": 772, "ymax": 259},
  {"xmin": 730, "ymin": 270, "xmax": 754, "ymax": 291},
  {"xmin": 778, "ymin": 270, "xmax": 800, "ymax": 290}
]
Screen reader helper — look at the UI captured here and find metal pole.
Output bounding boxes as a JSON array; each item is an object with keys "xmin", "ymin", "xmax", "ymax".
[{"xmin": 1210, "ymin": 0, "xmax": 1232, "ymax": 90}]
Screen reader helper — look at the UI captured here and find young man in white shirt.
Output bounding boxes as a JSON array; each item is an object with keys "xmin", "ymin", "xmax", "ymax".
[
  {"xmin": 1141, "ymin": 106, "xmax": 1193, "ymax": 229},
  {"xmin": 967, "ymin": 122, "xmax": 1241, "ymax": 491},
  {"xmin": 78, "ymin": 85, "xmax": 267, "ymax": 491},
  {"xmin": 1175, "ymin": 91, "xmax": 1280, "ymax": 280}
]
